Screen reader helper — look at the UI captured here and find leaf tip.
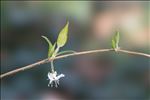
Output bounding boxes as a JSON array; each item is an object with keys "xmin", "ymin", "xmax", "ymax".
[
  {"xmin": 57, "ymin": 21, "xmax": 69, "ymax": 48},
  {"xmin": 41, "ymin": 35, "xmax": 45, "ymax": 38}
]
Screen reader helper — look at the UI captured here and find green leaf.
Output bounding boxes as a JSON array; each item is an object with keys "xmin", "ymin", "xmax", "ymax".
[
  {"xmin": 111, "ymin": 31, "xmax": 120, "ymax": 49},
  {"xmin": 42, "ymin": 36, "xmax": 52, "ymax": 49},
  {"xmin": 42, "ymin": 36, "xmax": 54, "ymax": 57},
  {"xmin": 115, "ymin": 31, "xmax": 119, "ymax": 45},
  {"xmin": 57, "ymin": 21, "xmax": 69, "ymax": 47},
  {"xmin": 48, "ymin": 43, "xmax": 56, "ymax": 57},
  {"xmin": 111, "ymin": 39, "xmax": 116, "ymax": 49},
  {"xmin": 56, "ymin": 50, "xmax": 76, "ymax": 56},
  {"xmin": 51, "ymin": 46, "xmax": 60, "ymax": 58}
]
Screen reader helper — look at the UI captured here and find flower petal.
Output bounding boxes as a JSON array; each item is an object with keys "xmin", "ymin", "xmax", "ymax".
[
  {"xmin": 48, "ymin": 72, "xmax": 53, "ymax": 80},
  {"xmin": 56, "ymin": 74, "xmax": 65, "ymax": 80}
]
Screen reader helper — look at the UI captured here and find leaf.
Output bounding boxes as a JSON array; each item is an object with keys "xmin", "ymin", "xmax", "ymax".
[
  {"xmin": 48, "ymin": 43, "xmax": 56, "ymax": 57},
  {"xmin": 42, "ymin": 36, "xmax": 53, "ymax": 49},
  {"xmin": 111, "ymin": 31, "xmax": 120, "ymax": 49},
  {"xmin": 57, "ymin": 21, "xmax": 69, "ymax": 47},
  {"xmin": 42, "ymin": 36, "xmax": 54, "ymax": 57},
  {"xmin": 56, "ymin": 50, "xmax": 76, "ymax": 56},
  {"xmin": 111, "ymin": 39, "xmax": 116, "ymax": 49},
  {"xmin": 115, "ymin": 31, "xmax": 119, "ymax": 45}
]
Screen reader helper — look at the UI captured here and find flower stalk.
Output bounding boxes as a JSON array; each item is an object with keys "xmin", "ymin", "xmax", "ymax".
[{"xmin": 50, "ymin": 60, "xmax": 55, "ymax": 73}]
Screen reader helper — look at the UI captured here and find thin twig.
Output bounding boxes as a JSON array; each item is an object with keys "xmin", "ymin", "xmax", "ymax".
[
  {"xmin": 1, "ymin": 48, "xmax": 150, "ymax": 79},
  {"xmin": 118, "ymin": 49, "xmax": 150, "ymax": 57}
]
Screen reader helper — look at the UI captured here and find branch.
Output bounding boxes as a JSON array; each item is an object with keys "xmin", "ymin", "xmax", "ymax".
[
  {"xmin": 1, "ymin": 48, "xmax": 150, "ymax": 79},
  {"xmin": 118, "ymin": 49, "xmax": 150, "ymax": 57}
]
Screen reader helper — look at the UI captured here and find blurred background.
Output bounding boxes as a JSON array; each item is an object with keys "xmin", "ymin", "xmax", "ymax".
[{"xmin": 1, "ymin": 1, "xmax": 150, "ymax": 100}]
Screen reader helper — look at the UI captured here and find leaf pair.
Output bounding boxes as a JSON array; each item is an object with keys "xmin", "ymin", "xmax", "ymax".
[
  {"xmin": 111, "ymin": 31, "xmax": 120, "ymax": 50},
  {"xmin": 42, "ymin": 21, "xmax": 70, "ymax": 58}
]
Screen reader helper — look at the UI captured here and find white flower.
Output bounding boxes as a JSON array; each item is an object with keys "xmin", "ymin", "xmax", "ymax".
[{"xmin": 47, "ymin": 71, "xmax": 65, "ymax": 87}]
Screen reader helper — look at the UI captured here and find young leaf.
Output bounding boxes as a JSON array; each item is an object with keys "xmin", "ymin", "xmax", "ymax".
[
  {"xmin": 42, "ymin": 36, "xmax": 54, "ymax": 57},
  {"xmin": 42, "ymin": 36, "xmax": 53, "ymax": 49},
  {"xmin": 48, "ymin": 43, "xmax": 56, "ymax": 57},
  {"xmin": 111, "ymin": 31, "xmax": 120, "ymax": 49},
  {"xmin": 115, "ymin": 31, "xmax": 119, "ymax": 46},
  {"xmin": 111, "ymin": 39, "xmax": 116, "ymax": 49},
  {"xmin": 51, "ymin": 46, "xmax": 60, "ymax": 58},
  {"xmin": 57, "ymin": 21, "xmax": 69, "ymax": 47}
]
